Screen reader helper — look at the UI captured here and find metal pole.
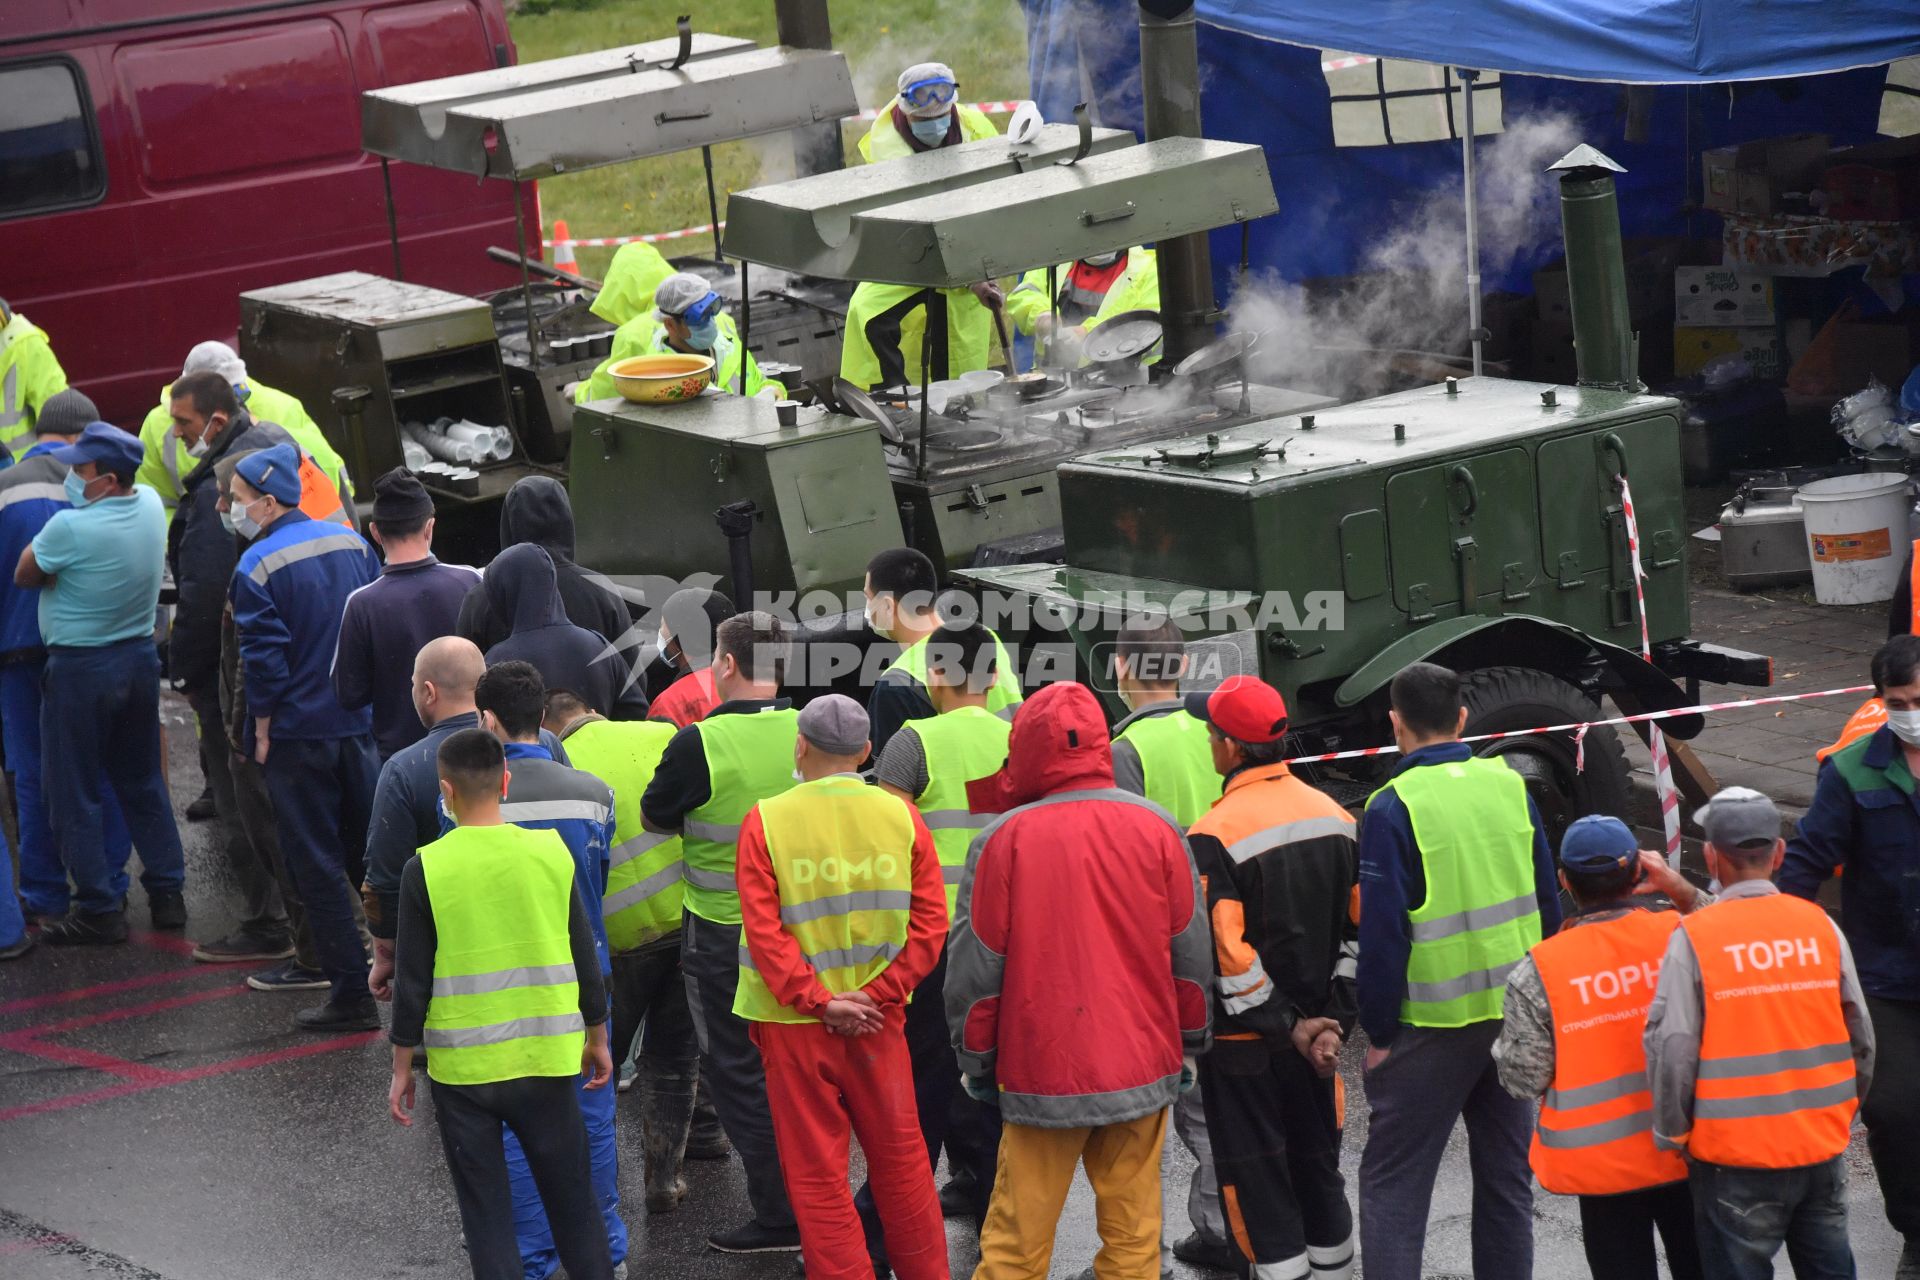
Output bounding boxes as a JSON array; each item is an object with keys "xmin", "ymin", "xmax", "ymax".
[
  {"xmin": 1138, "ymin": 1, "xmax": 1215, "ymax": 367},
  {"xmin": 511, "ymin": 180, "xmax": 541, "ymax": 368},
  {"xmin": 773, "ymin": 0, "xmax": 843, "ymax": 179},
  {"xmin": 915, "ymin": 308, "xmax": 932, "ymax": 481},
  {"xmin": 701, "ymin": 145, "xmax": 724, "ymax": 262},
  {"xmin": 738, "ymin": 260, "xmax": 750, "ymax": 396},
  {"xmin": 1458, "ymin": 68, "xmax": 1483, "ymax": 378},
  {"xmin": 379, "ymin": 159, "xmax": 404, "ymax": 281}
]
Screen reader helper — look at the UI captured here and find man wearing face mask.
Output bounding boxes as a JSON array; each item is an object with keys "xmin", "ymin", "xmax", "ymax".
[
  {"xmin": 136, "ymin": 341, "xmax": 349, "ymax": 521},
  {"xmin": 14, "ymin": 422, "xmax": 186, "ymax": 944},
  {"xmin": 166, "ymin": 372, "xmax": 306, "ymax": 964},
  {"xmin": 1006, "ymin": 247, "xmax": 1161, "ymax": 368},
  {"xmin": 857, "ymin": 63, "xmax": 997, "ymax": 164},
  {"xmin": 576, "ymin": 273, "xmax": 784, "ymax": 404},
  {"xmin": 0, "ymin": 390, "xmax": 136, "ymax": 939},
  {"xmin": 1785, "ymin": 634, "xmax": 1920, "ymax": 1278},
  {"xmin": 649, "ymin": 587, "xmax": 735, "ymax": 728}
]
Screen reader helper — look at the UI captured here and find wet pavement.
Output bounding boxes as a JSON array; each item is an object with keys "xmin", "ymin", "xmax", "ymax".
[{"xmin": 0, "ymin": 578, "xmax": 1908, "ymax": 1278}]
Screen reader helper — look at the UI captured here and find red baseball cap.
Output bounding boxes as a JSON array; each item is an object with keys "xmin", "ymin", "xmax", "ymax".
[{"xmin": 1184, "ymin": 675, "xmax": 1289, "ymax": 744}]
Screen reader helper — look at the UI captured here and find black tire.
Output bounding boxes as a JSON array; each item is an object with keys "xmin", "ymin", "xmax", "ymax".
[{"xmin": 1459, "ymin": 665, "xmax": 1632, "ymax": 853}]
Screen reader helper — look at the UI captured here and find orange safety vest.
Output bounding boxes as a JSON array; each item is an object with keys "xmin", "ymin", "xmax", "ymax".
[
  {"xmin": 1680, "ymin": 894, "xmax": 1858, "ymax": 1168},
  {"xmin": 1817, "ymin": 698, "xmax": 1885, "ymax": 764},
  {"xmin": 1530, "ymin": 908, "xmax": 1688, "ymax": 1195},
  {"xmin": 296, "ymin": 453, "xmax": 351, "ymax": 528}
]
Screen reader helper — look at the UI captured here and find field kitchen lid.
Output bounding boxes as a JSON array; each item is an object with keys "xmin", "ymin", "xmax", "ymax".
[
  {"xmin": 361, "ymin": 34, "xmax": 857, "ymax": 180},
  {"xmin": 722, "ymin": 132, "xmax": 1278, "ymax": 286}
]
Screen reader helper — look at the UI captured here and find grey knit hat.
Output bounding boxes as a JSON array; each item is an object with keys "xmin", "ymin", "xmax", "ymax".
[{"xmin": 35, "ymin": 387, "xmax": 99, "ymax": 437}]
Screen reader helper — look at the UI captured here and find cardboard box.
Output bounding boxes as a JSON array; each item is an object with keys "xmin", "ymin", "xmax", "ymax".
[
  {"xmin": 1825, "ymin": 136, "xmax": 1920, "ymax": 220},
  {"xmin": 1703, "ymin": 133, "xmax": 1829, "ymax": 215},
  {"xmin": 1534, "ymin": 237, "xmax": 1694, "ymax": 328},
  {"xmin": 1674, "ymin": 325, "xmax": 1784, "ymax": 380},
  {"xmin": 1675, "ymin": 267, "xmax": 1777, "ymax": 328}
]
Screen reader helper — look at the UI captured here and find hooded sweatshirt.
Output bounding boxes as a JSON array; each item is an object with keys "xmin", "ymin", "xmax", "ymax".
[
  {"xmin": 482, "ymin": 543, "xmax": 643, "ymax": 719},
  {"xmin": 456, "ymin": 476, "xmax": 635, "ymax": 652},
  {"xmin": 944, "ymin": 681, "xmax": 1213, "ymax": 1128}
]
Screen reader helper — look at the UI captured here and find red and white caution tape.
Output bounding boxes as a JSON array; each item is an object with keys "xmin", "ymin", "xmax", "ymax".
[
  {"xmin": 1320, "ymin": 54, "xmax": 1379, "ymax": 72},
  {"xmin": 1620, "ymin": 476, "xmax": 1686, "ymax": 868},
  {"xmin": 1280, "ymin": 684, "xmax": 1871, "ymax": 769},
  {"xmin": 548, "ymin": 221, "xmax": 725, "ymax": 249}
]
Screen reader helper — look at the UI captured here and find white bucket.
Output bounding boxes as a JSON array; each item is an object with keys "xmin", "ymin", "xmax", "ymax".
[{"xmin": 1796, "ymin": 473, "xmax": 1913, "ymax": 605}]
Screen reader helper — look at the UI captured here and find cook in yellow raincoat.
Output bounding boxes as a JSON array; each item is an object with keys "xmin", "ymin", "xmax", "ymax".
[
  {"xmin": 857, "ymin": 62, "xmax": 998, "ymax": 164},
  {"xmin": 577, "ymin": 272, "xmax": 784, "ymax": 403},
  {"xmin": 1005, "ymin": 248, "xmax": 1161, "ymax": 365}
]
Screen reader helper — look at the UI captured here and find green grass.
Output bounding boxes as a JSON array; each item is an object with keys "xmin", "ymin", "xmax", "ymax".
[{"xmin": 509, "ymin": 0, "xmax": 1033, "ymax": 276}]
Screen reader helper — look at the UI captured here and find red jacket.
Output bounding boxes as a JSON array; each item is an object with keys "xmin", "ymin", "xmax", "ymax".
[
  {"xmin": 945, "ymin": 682, "xmax": 1213, "ymax": 1128},
  {"xmin": 736, "ymin": 792, "xmax": 948, "ymax": 1018},
  {"xmin": 650, "ymin": 666, "xmax": 719, "ymax": 729}
]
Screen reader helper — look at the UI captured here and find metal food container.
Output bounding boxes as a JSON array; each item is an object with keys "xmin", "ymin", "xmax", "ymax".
[{"xmin": 1718, "ymin": 482, "xmax": 1813, "ymax": 589}]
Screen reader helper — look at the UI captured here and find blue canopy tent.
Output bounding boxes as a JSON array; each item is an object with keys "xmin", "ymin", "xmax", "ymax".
[{"xmin": 1022, "ymin": 0, "xmax": 1920, "ymax": 372}]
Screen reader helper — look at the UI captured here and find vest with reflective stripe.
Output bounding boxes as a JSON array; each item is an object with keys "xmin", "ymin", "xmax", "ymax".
[
  {"xmin": 563, "ymin": 718, "xmax": 684, "ymax": 953},
  {"xmin": 1378, "ymin": 755, "xmax": 1542, "ymax": 1027},
  {"xmin": 1530, "ymin": 908, "xmax": 1688, "ymax": 1194},
  {"xmin": 683, "ymin": 707, "xmax": 800, "ymax": 925},
  {"xmin": 733, "ymin": 775, "xmax": 918, "ymax": 1024},
  {"xmin": 1682, "ymin": 893, "xmax": 1858, "ymax": 1168},
  {"xmin": 1117, "ymin": 708, "xmax": 1223, "ymax": 830},
  {"xmin": 418, "ymin": 824, "xmax": 583, "ymax": 1085},
  {"xmin": 888, "ymin": 630, "xmax": 1023, "ymax": 718},
  {"xmin": 909, "ymin": 705, "xmax": 1012, "ymax": 919}
]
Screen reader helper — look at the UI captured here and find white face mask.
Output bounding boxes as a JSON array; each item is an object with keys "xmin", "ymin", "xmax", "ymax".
[{"xmin": 1888, "ymin": 708, "xmax": 1920, "ymax": 746}]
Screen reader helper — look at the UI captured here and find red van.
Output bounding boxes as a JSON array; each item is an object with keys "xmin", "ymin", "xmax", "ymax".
[{"xmin": 0, "ymin": 0, "xmax": 535, "ymax": 425}]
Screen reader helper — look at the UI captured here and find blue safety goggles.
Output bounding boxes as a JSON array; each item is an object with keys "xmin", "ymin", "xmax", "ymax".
[
  {"xmin": 901, "ymin": 77, "xmax": 958, "ymax": 111},
  {"xmin": 677, "ymin": 290, "xmax": 724, "ymax": 326}
]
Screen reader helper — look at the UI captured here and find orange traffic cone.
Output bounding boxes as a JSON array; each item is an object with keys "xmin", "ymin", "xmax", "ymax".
[{"xmin": 551, "ymin": 219, "xmax": 579, "ymax": 278}]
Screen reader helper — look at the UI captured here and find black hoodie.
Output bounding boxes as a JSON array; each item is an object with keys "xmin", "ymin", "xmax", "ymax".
[
  {"xmin": 456, "ymin": 475, "xmax": 635, "ymax": 651},
  {"xmin": 482, "ymin": 543, "xmax": 645, "ymax": 717}
]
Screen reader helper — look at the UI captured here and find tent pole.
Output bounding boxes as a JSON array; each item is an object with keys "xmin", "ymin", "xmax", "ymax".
[{"xmin": 1458, "ymin": 68, "xmax": 1483, "ymax": 378}]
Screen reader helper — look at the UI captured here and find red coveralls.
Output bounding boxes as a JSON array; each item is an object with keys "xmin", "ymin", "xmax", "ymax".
[{"xmin": 736, "ymin": 787, "xmax": 952, "ymax": 1280}]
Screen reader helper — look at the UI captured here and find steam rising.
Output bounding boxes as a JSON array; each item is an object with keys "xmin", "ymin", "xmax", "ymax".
[{"xmin": 1227, "ymin": 111, "xmax": 1580, "ymax": 399}]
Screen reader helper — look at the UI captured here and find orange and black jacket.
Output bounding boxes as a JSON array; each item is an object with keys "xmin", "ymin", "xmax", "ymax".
[{"xmin": 1187, "ymin": 761, "xmax": 1359, "ymax": 1041}]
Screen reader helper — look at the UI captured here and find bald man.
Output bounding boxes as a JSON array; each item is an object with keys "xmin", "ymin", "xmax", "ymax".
[{"xmin": 362, "ymin": 637, "xmax": 570, "ymax": 995}]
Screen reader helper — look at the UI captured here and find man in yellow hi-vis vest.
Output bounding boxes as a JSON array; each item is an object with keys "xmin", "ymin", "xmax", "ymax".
[
  {"xmin": 736, "ymin": 694, "xmax": 950, "ymax": 1280},
  {"xmin": 0, "ymin": 297, "xmax": 69, "ymax": 464},
  {"xmin": 386, "ymin": 727, "xmax": 616, "ymax": 1280}
]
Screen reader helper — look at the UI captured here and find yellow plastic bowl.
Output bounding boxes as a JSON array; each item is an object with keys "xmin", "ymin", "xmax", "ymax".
[{"xmin": 609, "ymin": 353, "xmax": 715, "ymax": 403}]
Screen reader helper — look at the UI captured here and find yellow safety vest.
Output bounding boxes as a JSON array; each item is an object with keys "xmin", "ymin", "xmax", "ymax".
[
  {"xmin": 1373, "ymin": 756, "xmax": 1543, "ymax": 1028},
  {"xmin": 907, "ymin": 706, "xmax": 1011, "ymax": 918},
  {"xmin": 888, "ymin": 630, "xmax": 1023, "ymax": 719},
  {"xmin": 561, "ymin": 717, "xmax": 685, "ymax": 953},
  {"xmin": 733, "ymin": 775, "xmax": 918, "ymax": 1023},
  {"xmin": 419, "ymin": 824, "xmax": 584, "ymax": 1085},
  {"xmin": 682, "ymin": 707, "xmax": 800, "ymax": 926},
  {"xmin": 1005, "ymin": 248, "xmax": 1162, "ymax": 357},
  {"xmin": 1115, "ymin": 708, "xmax": 1222, "ymax": 830}
]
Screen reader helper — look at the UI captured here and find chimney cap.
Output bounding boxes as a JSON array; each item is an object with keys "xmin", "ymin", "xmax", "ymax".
[{"xmin": 1547, "ymin": 144, "xmax": 1627, "ymax": 175}]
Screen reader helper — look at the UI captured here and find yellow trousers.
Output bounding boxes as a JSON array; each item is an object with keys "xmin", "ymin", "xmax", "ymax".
[{"xmin": 973, "ymin": 1109, "xmax": 1167, "ymax": 1280}]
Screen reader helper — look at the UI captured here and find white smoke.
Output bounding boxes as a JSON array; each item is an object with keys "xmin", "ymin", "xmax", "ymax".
[{"xmin": 1225, "ymin": 111, "xmax": 1580, "ymax": 398}]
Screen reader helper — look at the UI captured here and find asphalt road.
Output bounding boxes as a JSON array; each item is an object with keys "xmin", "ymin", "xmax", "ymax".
[{"xmin": 0, "ymin": 691, "xmax": 1903, "ymax": 1278}]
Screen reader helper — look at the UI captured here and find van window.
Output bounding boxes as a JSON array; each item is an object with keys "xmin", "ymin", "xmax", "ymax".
[
  {"xmin": 0, "ymin": 59, "xmax": 106, "ymax": 218},
  {"xmin": 117, "ymin": 20, "xmax": 361, "ymax": 189},
  {"xmin": 365, "ymin": 0, "xmax": 495, "ymax": 85}
]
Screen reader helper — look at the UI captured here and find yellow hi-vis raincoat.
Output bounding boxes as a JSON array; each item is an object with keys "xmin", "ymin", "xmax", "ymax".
[
  {"xmin": 136, "ymin": 382, "xmax": 350, "ymax": 519},
  {"xmin": 575, "ymin": 313, "xmax": 784, "ymax": 404},
  {"xmin": 0, "ymin": 312, "xmax": 68, "ymax": 463},
  {"xmin": 856, "ymin": 99, "xmax": 998, "ymax": 164}
]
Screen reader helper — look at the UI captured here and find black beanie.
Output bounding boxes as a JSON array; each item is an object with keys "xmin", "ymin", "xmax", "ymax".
[{"xmin": 372, "ymin": 467, "xmax": 435, "ymax": 524}]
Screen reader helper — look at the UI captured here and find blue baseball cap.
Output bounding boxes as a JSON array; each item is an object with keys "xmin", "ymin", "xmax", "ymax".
[
  {"xmin": 50, "ymin": 421, "xmax": 142, "ymax": 480},
  {"xmin": 234, "ymin": 443, "xmax": 303, "ymax": 506},
  {"xmin": 1558, "ymin": 814, "xmax": 1638, "ymax": 872}
]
